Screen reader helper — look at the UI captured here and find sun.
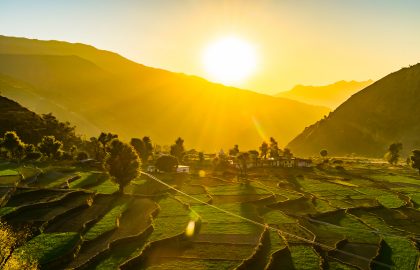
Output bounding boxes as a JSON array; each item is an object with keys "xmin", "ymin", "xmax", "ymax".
[{"xmin": 202, "ymin": 36, "xmax": 258, "ymax": 85}]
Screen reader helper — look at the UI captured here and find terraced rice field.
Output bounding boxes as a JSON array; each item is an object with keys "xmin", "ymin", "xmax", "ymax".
[{"xmin": 0, "ymin": 160, "xmax": 419, "ymax": 269}]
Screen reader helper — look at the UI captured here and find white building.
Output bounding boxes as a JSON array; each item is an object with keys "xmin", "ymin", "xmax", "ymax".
[
  {"xmin": 295, "ymin": 158, "xmax": 313, "ymax": 168},
  {"xmin": 146, "ymin": 165, "xmax": 157, "ymax": 173},
  {"xmin": 176, "ymin": 165, "xmax": 190, "ymax": 173}
]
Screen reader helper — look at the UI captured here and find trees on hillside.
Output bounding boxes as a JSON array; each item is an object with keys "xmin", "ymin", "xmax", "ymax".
[
  {"xmin": 155, "ymin": 155, "xmax": 178, "ymax": 172},
  {"xmin": 87, "ymin": 137, "xmax": 103, "ymax": 161},
  {"xmin": 98, "ymin": 132, "xmax": 118, "ymax": 151},
  {"xmin": 269, "ymin": 137, "xmax": 280, "ymax": 158},
  {"xmin": 38, "ymin": 136, "xmax": 63, "ymax": 159},
  {"xmin": 259, "ymin": 141, "xmax": 268, "ymax": 160},
  {"xmin": 24, "ymin": 144, "xmax": 41, "ymax": 161},
  {"xmin": 237, "ymin": 152, "xmax": 250, "ymax": 176},
  {"xmin": 130, "ymin": 136, "xmax": 153, "ymax": 165},
  {"xmin": 385, "ymin": 143, "xmax": 402, "ymax": 165},
  {"xmin": 103, "ymin": 139, "xmax": 140, "ymax": 194},
  {"xmin": 41, "ymin": 113, "xmax": 79, "ymax": 148},
  {"xmin": 283, "ymin": 148, "xmax": 293, "ymax": 159},
  {"xmin": 320, "ymin": 149, "xmax": 328, "ymax": 158},
  {"xmin": 1, "ymin": 131, "xmax": 25, "ymax": 161},
  {"xmin": 212, "ymin": 153, "xmax": 230, "ymax": 172},
  {"xmin": 410, "ymin": 150, "xmax": 420, "ymax": 174},
  {"xmin": 86, "ymin": 132, "xmax": 117, "ymax": 162},
  {"xmin": 198, "ymin": 152, "xmax": 205, "ymax": 165},
  {"xmin": 170, "ymin": 137, "xmax": 185, "ymax": 161},
  {"xmin": 229, "ymin": 145, "xmax": 240, "ymax": 156}
]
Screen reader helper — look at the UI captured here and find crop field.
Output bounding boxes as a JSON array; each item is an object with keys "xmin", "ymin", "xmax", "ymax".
[{"xmin": 0, "ymin": 160, "xmax": 419, "ymax": 269}]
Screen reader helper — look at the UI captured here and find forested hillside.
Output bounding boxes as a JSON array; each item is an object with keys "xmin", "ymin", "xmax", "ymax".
[{"xmin": 288, "ymin": 64, "xmax": 420, "ymax": 157}]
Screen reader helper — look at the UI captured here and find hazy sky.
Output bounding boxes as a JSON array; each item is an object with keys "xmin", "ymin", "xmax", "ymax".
[{"xmin": 1, "ymin": 0, "xmax": 420, "ymax": 94}]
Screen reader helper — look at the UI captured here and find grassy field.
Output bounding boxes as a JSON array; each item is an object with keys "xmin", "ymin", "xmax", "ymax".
[{"xmin": 0, "ymin": 159, "xmax": 419, "ymax": 269}]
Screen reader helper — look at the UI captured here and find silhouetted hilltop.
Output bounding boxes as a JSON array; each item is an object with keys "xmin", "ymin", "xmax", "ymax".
[
  {"xmin": 276, "ymin": 80, "xmax": 373, "ymax": 108},
  {"xmin": 0, "ymin": 95, "xmax": 78, "ymax": 146},
  {"xmin": 287, "ymin": 64, "xmax": 420, "ymax": 157},
  {"xmin": 0, "ymin": 35, "xmax": 329, "ymax": 150}
]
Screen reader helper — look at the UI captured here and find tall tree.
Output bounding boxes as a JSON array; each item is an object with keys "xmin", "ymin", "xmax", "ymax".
[
  {"xmin": 259, "ymin": 141, "xmax": 268, "ymax": 160},
  {"xmin": 385, "ymin": 143, "xmax": 403, "ymax": 165},
  {"xmin": 38, "ymin": 136, "xmax": 63, "ymax": 159},
  {"xmin": 229, "ymin": 145, "xmax": 240, "ymax": 156},
  {"xmin": 198, "ymin": 152, "xmax": 205, "ymax": 164},
  {"xmin": 98, "ymin": 132, "xmax": 118, "ymax": 150},
  {"xmin": 103, "ymin": 139, "xmax": 140, "ymax": 194},
  {"xmin": 142, "ymin": 136, "xmax": 153, "ymax": 159},
  {"xmin": 410, "ymin": 150, "xmax": 420, "ymax": 174},
  {"xmin": 1, "ymin": 131, "xmax": 25, "ymax": 161},
  {"xmin": 237, "ymin": 152, "xmax": 250, "ymax": 176},
  {"xmin": 88, "ymin": 137, "xmax": 103, "ymax": 161},
  {"xmin": 130, "ymin": 136, "xmax": 153, "ymax": 165},
  {"xmin": 170, "ymin": 137, "xmax": 185, "ymax": 161},
  {"xmin": 269, "ymin": 137, "xmax": 279, "ymax": 158},
  {"xmin": 283, "ymin": 148, "xmax": 293, "ymax": 159}
]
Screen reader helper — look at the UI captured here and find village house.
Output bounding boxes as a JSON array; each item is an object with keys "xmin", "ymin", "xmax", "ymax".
[
  {"xmin": 295, "ymin": 158, "xmax": 313, "ymax": 168},
  {"xmin": 176, "ymin": 165, "xmax": 190, "ymax": 173}
]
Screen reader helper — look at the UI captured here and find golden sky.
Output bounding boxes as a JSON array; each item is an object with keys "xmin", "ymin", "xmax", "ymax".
[{"xmin": 1, "ymin": 0, "xmax": 420, "ymax": 94}]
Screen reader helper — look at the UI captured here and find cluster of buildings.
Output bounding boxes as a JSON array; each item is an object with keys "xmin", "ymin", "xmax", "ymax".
[
  {"xmin": 146, "ymin": 155, "xmax": 313, "ymax": 174},
  {"xmin": 232, "ymin": 157, "xmax": 313, "ymax": 169}
]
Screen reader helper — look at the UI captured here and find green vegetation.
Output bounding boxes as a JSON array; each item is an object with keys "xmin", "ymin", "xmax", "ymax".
[
  {"xmin": 289, "ymin": 245, "xmax": 320, "ymax": 270},
  {"xmin": 13, "ymin": 232, "xmax": 79, "ymax": 266},
  {"xmin": 69, "ymin": 172, "xmax": 105, "ymax": 189},
  {"xmin": 130, "ymin": 137, "xmax": 153, "ymax": 165},
  {"xmin": 84, "ymin": 202, "xmax": 129, "ymax": 241},
  {"xmin": 103, "ymin": 139, "xmax": 140, "ymax": 194},
  {"xmin": 377, "ymin": 194, "xmax": 406, "ymax": 208},
  {"xmin": 411, "ymin": 150, "xmax": 420, "ymax": 174},
  {"xmin": 385, "ymin": 143, "xmax": 403, "ymax": 165},
  {"xmin": 38, "ymin": 135, "xmax": 63, "ymax": 159},
  {"xmin": 146, "ymin": 259, "xmax": 239, "ymax": 270},
  {"xmin": 351, "ymin": 211, "xmax": 419, "ymax": 270},
  {"xmin": 0, "ymin": 141, "xmax": 419, "ymax": 269}
]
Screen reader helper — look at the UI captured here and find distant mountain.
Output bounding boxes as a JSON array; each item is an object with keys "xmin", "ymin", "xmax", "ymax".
[
  {"xmin": 0, "ymin": 35, "xmax": 329, "ymax": 151},
  {"xmin": 287, "ymin": 64, "xmax": 420, "ymax": 157},
  {"xmin": 276, "ymin": 80, "xmax": 373, "ymax": 109}
]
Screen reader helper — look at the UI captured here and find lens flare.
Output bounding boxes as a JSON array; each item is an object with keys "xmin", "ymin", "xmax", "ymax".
[
  {"xmin": 185, "ymin": 220, "xmax": 196, "ymax": 237},
  {"xmin": 198, "ymin": 170, "xmax": 206, "ymax": 177},
  {"xmin": 251, "ymin": 116, "xmax": 267, "ymax": 141}
]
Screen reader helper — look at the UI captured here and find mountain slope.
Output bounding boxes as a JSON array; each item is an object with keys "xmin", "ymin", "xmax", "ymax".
[
  {"xmin": 287, "ymin": 64, "xmax": 420, "ymax": 157},
  {"xmin": 0, "ymin": 95, "xmax": 78, "ymax": 145},
  {"xmin": 0, "ymin": 35, "xmax": 329, "ymax": 151},
  {"xmin": 276, "ymin": 80, "xmax": 373, "ymax": 108},
  {"xmin": 0, "ymin": 73, "xmax": 100, "ymax": 136}
]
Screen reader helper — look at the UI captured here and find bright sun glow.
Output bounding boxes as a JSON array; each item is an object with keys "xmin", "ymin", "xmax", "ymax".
[{"xmin": 203, "ymin": 36, "xmax": 257, "ymax": 84}]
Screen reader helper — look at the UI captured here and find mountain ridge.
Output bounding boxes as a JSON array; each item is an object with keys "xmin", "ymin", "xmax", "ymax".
[
  {"xmin": 276, "ymin": 79, "xmax": 373, "ymax": 108},
  {"xmin": 0, "ymin": 35, "xmax": 329, "ymax": 151},
  {"xmin": 287, "ymin": 63, "xmax": 420, "ymax": 157}
]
